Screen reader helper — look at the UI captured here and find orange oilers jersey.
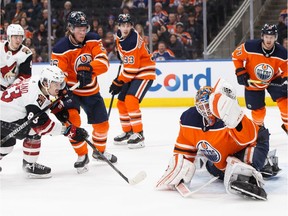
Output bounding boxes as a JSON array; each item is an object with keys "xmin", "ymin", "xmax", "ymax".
[
  {"xmin": 116, "ymin": 29, "xmax": 156, "ymax": 83},
  {"xmin": 232, "ymin": 39, "xmax": 287, "ymax": 91},
  {"xmin": 173, "ymin": 107, "xmax": 259, "ymax": 170},
  {"xmin": 51, "ymin": 32, "xmax": 109, "ymax": 96}
]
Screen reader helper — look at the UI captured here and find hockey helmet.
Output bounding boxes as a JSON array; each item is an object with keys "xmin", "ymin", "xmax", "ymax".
[
  {"xmin": 261, "ymin": 24, "xmax": 278, "ymax": 37},
  {"xmin": 67, "ymin": 11, "xmax": 90, "ymax": 32},
  {"xmin": 195, "ymin": 86, "xmax": 215, "ymax": 125},
  {"xmin": 118, "ymin": 14, "xmax": 132, "ymax": 24},
  {"xmin": 7, "ymin": 24, "xmax": 25, "ymax": 42},
  {"xmin": 40, "ymin": 65, "xmax": 66, "ymax": 90}
]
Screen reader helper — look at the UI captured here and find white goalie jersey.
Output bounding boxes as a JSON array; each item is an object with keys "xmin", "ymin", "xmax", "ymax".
[{"xmin": 0, "ymin": 41, "xmax": 32, "ymax": 89}]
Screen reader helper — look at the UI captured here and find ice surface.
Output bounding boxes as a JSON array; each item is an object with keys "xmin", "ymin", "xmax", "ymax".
[{"xmin": 0, "ymin": 107, "xmax": 287, "ymax": 216}]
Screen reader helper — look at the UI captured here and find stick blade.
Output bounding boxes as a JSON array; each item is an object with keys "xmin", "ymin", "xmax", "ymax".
[{"xmin": 128, "ymin": 171, "xmax": 147, "ymax": 185}]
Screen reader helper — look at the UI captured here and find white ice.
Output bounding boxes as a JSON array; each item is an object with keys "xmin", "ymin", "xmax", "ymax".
[{"xmin": 0, "ymin": 107, "xmax": 287, "ymax": 216}]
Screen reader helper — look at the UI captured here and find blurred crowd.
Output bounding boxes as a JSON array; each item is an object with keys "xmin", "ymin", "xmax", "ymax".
[{"xmin": 1, "ymin": 0, "xmax": 286, "ymax": 62}]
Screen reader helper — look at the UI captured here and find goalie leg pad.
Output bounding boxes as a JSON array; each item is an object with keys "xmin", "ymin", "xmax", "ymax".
[
  {"xmin": 224, "ymin": 156, "xmax": 266, "ymax": 200},
  {"xmin": 156, "ymin": 154, "xmax": 196, "ymax": 189}
]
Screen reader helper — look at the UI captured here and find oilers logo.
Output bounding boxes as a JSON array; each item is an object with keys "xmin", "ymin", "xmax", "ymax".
[
  {"xmin": 254, "ymin": 63, "xmax": 274, "ymax": 81},
  {"xmin": 74, "ymin": 54, "xmax": 92, "ymax": 71},
  {"xmin": 196, "ymin": 140, "xmax": 221, "ymax": 162}
]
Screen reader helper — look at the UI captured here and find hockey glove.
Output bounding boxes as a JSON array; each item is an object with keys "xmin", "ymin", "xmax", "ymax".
[
  {"xmin": 209, "ymin": 92, "xmax": 244, "ymax": 128},
  {"xmin": 281, "ymin": 77, "xmax": 288, "ymax": 94},
  {"xmin": 63, "ymin": 125, "xmax": 88, "ymax": 142},
  {"xmin": 235, "ymin": 67, "xmax": 250, "ymax": 87},
  {"xmin": 109, "ymin": 78, "xmax": 124, "ymax": 95},
  {"xmin": 50, "ymin": 101, "xmax": 69, "ymax": 123},
  {"xmin": 77, "ymin": 64, "xmax": 93, "ymax": 88}
]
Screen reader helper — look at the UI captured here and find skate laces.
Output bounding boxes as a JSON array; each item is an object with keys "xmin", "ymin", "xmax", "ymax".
[
  {"xmin": 76, "ymin": 155, "xmax": 86, "ymax": 162},
  {"xmin": 102, "ymin": 152, "xmax": 112, "ymax": 160},
  {"xmin": 25, "ymin": 162, "xmax": 45, "ymax": 170},
  {"xmin": 116, "ymin": 131, "xmax": 132, "ymax": 139},
  {"xmin": 129, "ymin": 132, "xmax": 143, "ymax": 140}
]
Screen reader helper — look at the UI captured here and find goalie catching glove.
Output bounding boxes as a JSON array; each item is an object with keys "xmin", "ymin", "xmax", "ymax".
[
  {"xmin": 209, "ymin": 79, "xmax": 244, "ymax": 128},
  {"xmin": 63, "ymin": 125, "xmax": 88, "ymax": 142},
  {"xmin": 156, "ymin": 154, "xmax": 196, "ymax": 189}
]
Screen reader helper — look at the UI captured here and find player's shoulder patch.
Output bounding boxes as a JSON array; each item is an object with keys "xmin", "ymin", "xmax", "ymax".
[{"xmin": 21, "ymin": 46, "xmax": 32, "ymax": 55}]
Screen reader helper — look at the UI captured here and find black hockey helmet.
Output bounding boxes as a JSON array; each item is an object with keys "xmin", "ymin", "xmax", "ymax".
[
  {"xmin": 118, "ymin": 14, "xmax": 132, "ymax": 24},
  {"xmin": 261, "ymin": 24, "xmax": 278, "ymax": 37},
  {"xmin": 67, "ymin": 11, "xmax": 90, "ymax": 30}
]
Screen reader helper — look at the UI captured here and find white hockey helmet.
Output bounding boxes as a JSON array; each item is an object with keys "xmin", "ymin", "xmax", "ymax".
[
  {"xmin": 7, "ymin": 24, "xmax": 25, "ymax": 42},
  {"xmin": 40, "ymin": 65, "xmax": 66, "ymax": 90}
]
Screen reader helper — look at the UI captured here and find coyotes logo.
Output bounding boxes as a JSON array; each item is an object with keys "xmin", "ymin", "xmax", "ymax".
[{"xmin": 1, "ymin": 63, "xmax": 17, "ymax": 78}]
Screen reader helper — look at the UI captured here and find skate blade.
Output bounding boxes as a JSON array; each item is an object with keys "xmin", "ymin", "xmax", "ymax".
[
  {"xmin": 128, "ymin": 142, "xmax": 145, "ymax": 149},
  {"xmin": 25, "ymin": 173, "xmax": 52, "ymax": 179},
  {"xmin": 76, "ymin": 165, "xmax": 89, "ymax": 174}
]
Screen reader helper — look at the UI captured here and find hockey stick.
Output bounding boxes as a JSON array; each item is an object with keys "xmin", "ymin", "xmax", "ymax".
[
  {"xmin": 67, "ymin": 120, "xmax": 147, "ymax": 185},
  {"xmin": 0, "ymin": 82, "xmax": 80, "ymax": 146},
  {"xmin": 107, "ymin": 62, "xmax": 122, "ymax": 119},
  {"xmin": 248, "ymin": 79, "xmax": 282, "ymax": 87},
  {"xmin": 175, "ymin": 176, "xmax": 219, "ymax": 198}
]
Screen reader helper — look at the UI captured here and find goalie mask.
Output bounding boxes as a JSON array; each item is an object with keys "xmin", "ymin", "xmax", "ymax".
[{"xmin": 195, "ymin": 86, "xmax": 215, "ymax": 126}]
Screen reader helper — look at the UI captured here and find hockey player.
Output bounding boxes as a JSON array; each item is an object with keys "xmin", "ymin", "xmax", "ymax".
[
  {"xmin": 156, "ymin": 79, "xmax": 280, "ymax": 200},
  {"xmin": 0, "ymin": 24, "xmax": 32, "ymax": 90},
  {"xmin": 232, "ymin": 24, "xmax": 288, "ymax": 134},
  {"xmin": 0, "ymin": 65, "xmax": 88, "ymax": 178},
  {"xmin": 51, "ymin": 11, "xmax": 117, "ymax": 173},
  {"xmin": 109, "ymin": 14, "xmax": 156, "ymax": 149},
  {"xmin": 0, "ymin": 23, "xmax": 36, "ymax": 176}
]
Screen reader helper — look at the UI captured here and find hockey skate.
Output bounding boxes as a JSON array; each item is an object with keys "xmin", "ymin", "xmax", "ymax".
[
  {"xmin": 113, "ymin": 131, "xmax": 133, "ymax": 145},
  {"xmin": 74, "ymin": 154, "xmax": 89, "ymax": 174},
  {"xmin": 260, "ymin": 149, "xmax": 281, "ymax": 179},
  {"xmin": 127, "ymin": 131, "xmax": 145, "ymax": 149},
  {"xmin": 22, "ymin": 159, "xmax": 51, "ymax": 179},
  {"xmin": 230, "ymin": 174, "xmax": 267, "ymax": 200},
  {"xmin": 92, "ymin": 151, "xmax": 117, "ymax": 163}
]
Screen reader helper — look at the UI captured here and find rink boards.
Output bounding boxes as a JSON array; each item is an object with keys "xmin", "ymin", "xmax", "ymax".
[{"xmin": 32, "ymin": 60, "xmax": 277, "ymax": 107}]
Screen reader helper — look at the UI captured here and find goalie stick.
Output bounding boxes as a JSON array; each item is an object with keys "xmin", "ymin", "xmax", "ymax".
[
  {"xmin": 175, "ymin": 176, "xmax": 219, "ymax": 198},
  {"xmin": 0, "ymin": 82, "xmax": 80, "ymax": 146},
  {"xmin": 248, "ymin": 79, "xmax": 283, "ymax": 87},
  {"xmin": 67, "ymin": 120, "xmax": 147, "ymax": 185}
]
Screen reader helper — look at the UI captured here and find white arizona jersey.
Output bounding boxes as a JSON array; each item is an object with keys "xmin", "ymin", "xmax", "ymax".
[
  {"xmin": 0, "ymin": 78, "xmax": 63, "ymax": 136},
  {"xmin": 0, "ymin": 41, "xmax": 32, "ymax": 89}
]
